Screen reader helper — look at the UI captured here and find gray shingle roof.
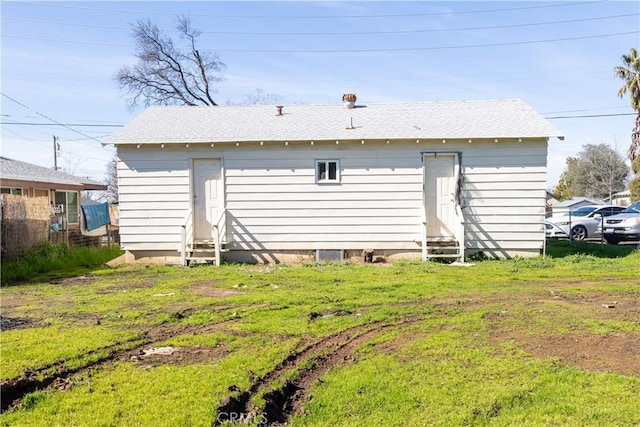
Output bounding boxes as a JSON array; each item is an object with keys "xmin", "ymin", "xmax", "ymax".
[
  {"xmin": 103, "ymin": 98, "xmax": 563, "ymax": 145},
  {"xmin": 0, "ymin": 157, "xmax": 106, "ymax": 190},
  {"xmin": 554, "ymin": 197, "xmax": 605, "ymax": 208}
]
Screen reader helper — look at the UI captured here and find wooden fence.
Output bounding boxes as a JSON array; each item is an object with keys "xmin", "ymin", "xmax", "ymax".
[{"xmin": 1, "ymin": 194, "xmax": 51, "ymax": 260}]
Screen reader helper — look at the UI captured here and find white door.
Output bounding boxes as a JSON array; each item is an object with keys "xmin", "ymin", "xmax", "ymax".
[
  {"xmin": 193, "ymin": 159, "xmax": 222, "ymax": 241},
  {"xmin": 424, "ymin": 154, "xmax": 457, "ymax": 238}
]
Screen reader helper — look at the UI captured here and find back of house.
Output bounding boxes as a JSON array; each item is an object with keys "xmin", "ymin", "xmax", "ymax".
[{"xmin": 103, "ymin": 97, "xmax": 563, "ymax": 264}]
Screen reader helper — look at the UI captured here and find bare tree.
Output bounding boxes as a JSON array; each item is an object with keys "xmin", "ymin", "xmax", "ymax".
[
  {"xmin": 226, "ymin": 89, "xmax": 283, "ymax": 106},
  {"xmin": 557, "ymin": 144, "xmax": 629, "ymax": 201},
  {"xmin": 104, "ymin": 157, "xmax": 118, "ymax": 203},
  {"xmin": 580, "ymin": 144, "xmax": 629, "ymax": 201},
  {"xmin": 116, "ymin": 16, "xmax": 225, "ymax": 108}
]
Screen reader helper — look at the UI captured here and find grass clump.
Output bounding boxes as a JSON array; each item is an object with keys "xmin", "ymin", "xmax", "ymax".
[
  {"xmin": 545, "ymin": 239, "xmax": 638, "ymax": 259},
  {"xmin": 1, "ymin": 242, "xmax": 123, "ymax": 285}
]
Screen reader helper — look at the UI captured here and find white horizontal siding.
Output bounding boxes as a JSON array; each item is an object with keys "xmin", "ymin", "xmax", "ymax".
[
  {"xmin": 117, "ymin": 148, "xmax": 190, "ymax": 251},
  {"xmin": 465, "ymin": 206, "xmax": 546, "ymax": 216},
  {"xmin": 119, "ymin": 193, "xmax": 189, "ymax": 203},
  {"xmin": 235, "ymin": 216, "xmax": 417, "ymax": 226},
  {"xmin": 464, "ymin": 170, "xmax": 545, "ymax": 180},
  {"xmin": 119, "ymin": 184, "xmax": 187, "ymax": 194},
  {"xmin": 226, "ymin": 191, "xmax": 421, "ymax": 202},
  {"xmin": 117, "ymin": 138, "xmax": 548, "ymax": 256},
  {"xmin": 465, "ymin": 223, "xmax": 544, "ymax": 233},
  {"xmin": 118, "ymin": 201, "xmax": 190, "ymax": 211},
  {"xmin": 231, "ymin": 224, "xmax": 419, "ymax": 235},
  {"xmin": 466, "ymin": 240, "xmax": 543, "ymax": 250},
  {"xmin": 225, "ymin": 173, "xmax": 421, "ymax": 185},
  {"xmin": 461, "ymin": 140, "xmax": 546, "ymax": 252},
  {"xmin": 227, "ymin": 240, "xmax": 421, "ymax": 251},
  {"xmin": 227, "ymin": 183, "xmax": 421, "ymax": 193},
  {"xmin": 229, "ymin": 208, "xmax": 421, "ymax": 218},
  {"xmin": 118, "ymin": 169, "xmax": 189, "ymax": 178},
  {"xmin": 466, "ymin": 181, "xmax": 545, "ymax": 191},
  {"xmin": 226, "ymin": 200, "xmax": 420, "ymax": 210}
]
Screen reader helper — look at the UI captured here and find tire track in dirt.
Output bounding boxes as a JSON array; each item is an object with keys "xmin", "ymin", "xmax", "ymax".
[
  {"xmin": 0, "ymin": 315, "xmax": 240, "ymax": 413},
  {"xmin": 1, "ymin": 299, "xmax": 291, "ymax": 413},
  {"xmin": 214, "ymin": 317, "xmax": 418, "ymax": 426}
]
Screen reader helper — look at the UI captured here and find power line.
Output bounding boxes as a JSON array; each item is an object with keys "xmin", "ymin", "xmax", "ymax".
[
  {"xmin": 3, "ymin": 30, "xmax": 637, "ymax": 53},
  {"xmin": 1, "ymin": 127, "xmax": 51, "ymax": 148},
  {"xmin": 202, "ymin": 13, "xmax": 640, "ymax": 36},
  {"xmin": 1, "ymin": 93, "xmax": 104, "ymax": 143},
  {"xmin": 2, "ymin": 13, "xmax": 636, "ymax": 36},
  {"xmin": 217, "ymin": 31, "xmax": 640, "ymax": 53},
  {"xmin": 12, "ymin": 1, "xmax": 606, "ymax": 19},
  {"xmin": 58, "ymin": 148, "xmax": 113, "ymax": 163}
]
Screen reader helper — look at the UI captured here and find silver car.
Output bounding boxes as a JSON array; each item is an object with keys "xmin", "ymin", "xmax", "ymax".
[
  {"xmin": 545, "ymin": 205, "xmax": 626, "ymax": 240},
  {"xmin": 601, "ymin": 201, "xmax": 640, "ymax": 245}
]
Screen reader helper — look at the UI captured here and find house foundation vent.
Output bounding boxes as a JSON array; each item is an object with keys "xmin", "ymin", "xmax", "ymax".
[{"xmin": 316, "ymin": 249, "xmax": 344, "ymax": 263}]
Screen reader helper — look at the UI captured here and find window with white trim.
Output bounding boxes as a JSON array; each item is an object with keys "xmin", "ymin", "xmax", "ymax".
[
  {"xmin": 1, "ymin": 187, "xmax": 24, "ymax": 196},
  {"xmin": 316, "ymin": 160, "xmax": 340, "ymax": 183}
]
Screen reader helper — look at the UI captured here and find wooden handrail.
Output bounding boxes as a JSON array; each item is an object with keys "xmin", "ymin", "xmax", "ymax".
[
  {"xmin": 421, "ymin": 208, "xmax": 428, "ymax": 262},
  {"xmin": 211, "ymin": 208, "xmax": 226, "ymax": 266},
  {"xmin": 453, "ymin": 203, "xmax": 465, "ymax": 262},
  {"xmin": 180, "ymin": 209, "xmax": 193, "ymax": 266}
]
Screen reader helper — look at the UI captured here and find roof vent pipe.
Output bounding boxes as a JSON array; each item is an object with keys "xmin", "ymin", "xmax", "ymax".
[
  {"xmin": 342, "ymin": 93, "xmax": 356, "ymax": 109},
  {"xmin": 276, "ymin": 105, "xmax": 284, "ymax": 116}
]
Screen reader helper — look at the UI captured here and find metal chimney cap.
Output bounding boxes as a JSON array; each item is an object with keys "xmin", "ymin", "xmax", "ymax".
[{"xmin": 342, "ymin": 93, "xmax": 357, "ymax": 108}]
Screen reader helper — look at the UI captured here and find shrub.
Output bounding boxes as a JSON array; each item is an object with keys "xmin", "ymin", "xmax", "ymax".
[{"xmin": 1, "ymin": 242, "xmax": 122, "ymax": 285}]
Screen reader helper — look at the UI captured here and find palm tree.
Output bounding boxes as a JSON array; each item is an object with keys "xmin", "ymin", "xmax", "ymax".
[{"xmin": 615, "ymin": 48, "xmax": 640, "ymax": 161}]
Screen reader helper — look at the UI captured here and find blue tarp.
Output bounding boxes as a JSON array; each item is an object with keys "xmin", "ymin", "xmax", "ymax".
[{"xmin": 81, "ymin": 202, "xmax": 111, "ymax": 231}]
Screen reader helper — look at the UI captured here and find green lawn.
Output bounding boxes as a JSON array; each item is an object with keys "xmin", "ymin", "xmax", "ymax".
[{"xmin": 1, "ymin": 241, "xmax": 639, "ymax": 426}]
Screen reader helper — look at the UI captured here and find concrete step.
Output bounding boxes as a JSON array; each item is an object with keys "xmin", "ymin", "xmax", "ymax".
[
  {"xmin": 190, "ymin": 248, "xmax": 216, "ymax": 253},
  {"xmin": 426, "ymin": 253, "xmax": 460, "ymax": 258},
  {"xmin": 185, "ymin": 256, "xmax": 217, "ymax": 266}
]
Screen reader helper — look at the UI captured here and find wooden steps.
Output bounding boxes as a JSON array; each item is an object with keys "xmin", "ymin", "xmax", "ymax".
[
  {"xmin": 425, "ymin": 238, "xmax": 462, "ymax": 262},
  {"xmin": 185, "ymin": 240, "xmax": 224, "ymax": 266}
]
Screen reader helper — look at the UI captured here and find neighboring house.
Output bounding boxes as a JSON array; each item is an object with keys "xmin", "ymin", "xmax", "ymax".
[
  {"xmin": 606, "ymin": 190, "xmax": 631, "ymax": 207},
  {"xmin": 0, "ymin": 157, "xmax": 107, "ymax": 229},
  {"xmin": 552, "ymin": 197, "xmax": 605, "ymax": 216},
  {"xmin": 103, "ymin": 97, "xmax": 563, "ymax": 264}
]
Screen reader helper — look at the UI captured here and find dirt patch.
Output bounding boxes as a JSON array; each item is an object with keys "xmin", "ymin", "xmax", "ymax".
[
  {"xmin": 538, "ymin": 293, "xmax": 640, "ymax": 323},
  {"xmin": 47, "ymin": 275, "xmax": 96, "ymax": 285},
  {"xmin": 192, "ymin": 288, "xmax": 243, "ymax": 298},
  {"xmin": 128, "ymin": 345, "xmax": 227, "ymax": 368},
  {"xmin": 189, "ymin": 281, "xmax": 243, "ymax": 298},
  {"xmin": 0, "ymin": 293, "xmax": 29, "ymax": 310},
  {"xmin": 513, "ymin": 332, "xmax": 640, "ymax": 377},
  {"xmin": 519, "ymin": 278, "xmax": 640, "ymax": 289},
  {"xmin": 95, "ymin": 280, "xmax": 156, "ymax": 294}
]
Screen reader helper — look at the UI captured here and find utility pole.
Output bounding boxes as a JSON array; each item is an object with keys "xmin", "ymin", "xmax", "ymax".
[{"xmin": 53, "ymin": 135, "xmax": 59, "ymax": 170}]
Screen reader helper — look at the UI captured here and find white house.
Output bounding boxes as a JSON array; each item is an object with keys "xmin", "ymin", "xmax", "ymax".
[
  {"xmin": 103, "ymin": 98, "xmax": 563, "ymax": 264},
  {"xmin": 606, "ymin": 190, "xmax": 631, "ymax": 207}
]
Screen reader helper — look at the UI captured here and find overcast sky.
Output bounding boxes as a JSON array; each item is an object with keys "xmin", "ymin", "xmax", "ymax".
[{"xmin": 1, "ymin": 1, "xmax": 638, "ymax": 188}]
